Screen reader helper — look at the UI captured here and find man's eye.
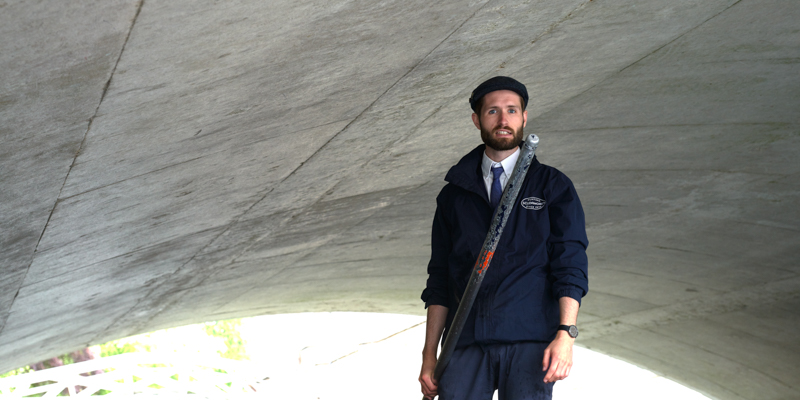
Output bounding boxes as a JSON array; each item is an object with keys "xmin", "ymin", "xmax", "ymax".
[
  {"xmin": 488, "ymin": 110, "xmax": 496, "ymax": 114},
  {"xmin": 509, "ymin": 109, "xmax": 516, "ymax": 113}
]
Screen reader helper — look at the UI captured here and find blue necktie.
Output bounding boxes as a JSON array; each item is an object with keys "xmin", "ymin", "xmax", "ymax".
[{"xmin": 490, "ymin": 165, "xmax": 504, "ymax": 210}]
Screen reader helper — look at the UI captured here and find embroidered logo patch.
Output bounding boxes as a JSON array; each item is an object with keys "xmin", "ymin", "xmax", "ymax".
[{"xmin": 521, "ymin": 197, "xmax": 546, "ymax": 210}]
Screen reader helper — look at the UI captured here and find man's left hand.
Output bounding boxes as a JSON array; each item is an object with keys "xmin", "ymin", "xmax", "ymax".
[{"xmin": 542, "ymin": 331, "xmax": 574, "ymax": 383}]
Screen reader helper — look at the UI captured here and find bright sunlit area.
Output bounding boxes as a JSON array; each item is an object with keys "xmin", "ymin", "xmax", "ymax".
[{"xmin": 0, "ymin": 313, "xmax": 713, "ymax": 399}]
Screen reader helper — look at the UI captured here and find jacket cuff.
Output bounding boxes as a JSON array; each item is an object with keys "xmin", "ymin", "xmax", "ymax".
[
  {"xmin": 421, "ymin": 288, "xmax": 447, "ymax": 309},
  {"xmin": 556, "ymin": 288, "xmax": 584, "ymax": 306}
]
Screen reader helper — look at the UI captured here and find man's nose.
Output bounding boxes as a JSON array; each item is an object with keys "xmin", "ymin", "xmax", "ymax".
[{"xmin": 498, "ymin": 110, "xmax": 510, "ymax": 125}]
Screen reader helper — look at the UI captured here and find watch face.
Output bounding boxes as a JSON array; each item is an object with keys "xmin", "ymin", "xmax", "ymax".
[{"xmin": 569, "ymin": 325, "xmax": 579, "ymax": 338}]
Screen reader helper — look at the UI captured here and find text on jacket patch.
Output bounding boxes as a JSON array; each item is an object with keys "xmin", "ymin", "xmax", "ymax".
[{"xmin": 521, "ymin": 197, "xmax": 546, "ymax": 210}]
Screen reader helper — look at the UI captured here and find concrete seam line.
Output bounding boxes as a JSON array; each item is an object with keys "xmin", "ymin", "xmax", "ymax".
[
  {"xmin": 212, "ymin": 0, "xmax": 503, "ymax": 265},
  {"xmin": 33, "ymin": 0, "xmax": 145, "ymax": 268},
  {"xmin": 57, "ymin": 155, "xmax": 206, "ymax": 202},
  {"xmin": 580, "ymin": 276, "xmax": 800, "ymax": 340},
  {"xmin": 362, "ymin": 0, "xmax": 594, "ymax": 174},
  {"xmin": 615, "ymin": 0, "xmax": 745, "ymax": 76},
  {"xmin": 320, "ymin": 0, "xmax": 567, "ymax": 197},
  {"xmin": 637, "ymin": 325, "xmax": 798, "ymax": 391},
  {"xmin": 184, "ymin": 0, "xmax": 500, "ymax": 278},
  {"xmin": 359, "ymin": 321, "xmax": 427, "ymax": 345},
  {"xmin": 247, "ymin": 0, "xmax": 497, "ymax": 212},
  {"xmin": 21, "ymin": 226, "xmax": 225, "ymax": 290},
  {"xmin": 533, "ymin": 0, "xmax": 745, "ymax": 125},
  {"xmin": 206, "ymin": 183, "xmax": 424, "ymax": 314},
  {"xmin": 580, "ymin": 338, "xmax": 744, "ymax": 400},
  {"xmin": 200, "ymin": 1, "xmax": 512, "ymax": 280},
  {"xmin": 480, "ymin": 0, "xmax": 595, "ymax": 81},
  {"xmin": 204, "ymin": 181, "xmax": 428, "ymax": 316},
  {"xmin": 0, "ymin": 0, "xmax": 146, "ymax": 338}
]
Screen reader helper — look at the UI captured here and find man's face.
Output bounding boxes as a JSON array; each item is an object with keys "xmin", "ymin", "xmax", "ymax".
[{"xmin": 472, "ymin": 90, "xmax": 528, "ymax": 151}]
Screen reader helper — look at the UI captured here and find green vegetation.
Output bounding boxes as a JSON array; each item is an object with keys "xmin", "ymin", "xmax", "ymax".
[
  {"xmin": 0, "ymin": 319, "xmax": 247, "ymax": 379},
  {"xmin": 0, "ymin": 366, "xmax": 32, "ymax": 378},
  {"xmin": 203, "ymin": 319, "xmax": 248, "ymax": 361},
  {"xmin": 99, "ymin": 338, "xmax": 151, "ymax": 357}
]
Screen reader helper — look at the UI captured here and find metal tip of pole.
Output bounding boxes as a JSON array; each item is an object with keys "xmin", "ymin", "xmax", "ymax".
[{"xmin": 524, "ymin": 134, "xmax": 539, "ymax": 149}]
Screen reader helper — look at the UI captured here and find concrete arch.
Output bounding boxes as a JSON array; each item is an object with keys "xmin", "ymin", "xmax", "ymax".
[{"xmin": 1, "ymin": 1, "xmax": 798, "ymax": 398}]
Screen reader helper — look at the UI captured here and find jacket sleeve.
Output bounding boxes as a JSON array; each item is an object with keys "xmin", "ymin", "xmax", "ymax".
[
  {"xmin": 547, "ymin": 174, "xmax": 589, "ymax": 305},
  {"xmin": 421, "ymin": 193, "xmax": 452, "ymax": 308}
]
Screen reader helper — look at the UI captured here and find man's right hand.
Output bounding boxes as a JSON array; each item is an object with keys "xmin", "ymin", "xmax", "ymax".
[
  {"xmin": 420, "ymin": 305, "xmax": 448, "ymax": 400},
  {"xmin": 419, "ymin": 356, "xmax": 438, "ymax": 399}
]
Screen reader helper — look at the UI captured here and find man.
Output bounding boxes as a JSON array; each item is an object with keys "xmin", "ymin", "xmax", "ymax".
[{"xmin": 418, "ymin": 76, "xmax": 589, "ymax": 400}]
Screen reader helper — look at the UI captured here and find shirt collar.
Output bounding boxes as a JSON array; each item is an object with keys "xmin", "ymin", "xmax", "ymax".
[{"xmin": 481, "ymin": 147, "xmax": 521, "ymax": 177}]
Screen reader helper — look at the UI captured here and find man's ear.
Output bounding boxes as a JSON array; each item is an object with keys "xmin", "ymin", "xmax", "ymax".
[
  {"xmin": 522, "ymin": 110, "xmax": 528, "ymax": 128},
  {"xmin": 472, "ymin": 113, "xmax": 481, "ymax": 130}
]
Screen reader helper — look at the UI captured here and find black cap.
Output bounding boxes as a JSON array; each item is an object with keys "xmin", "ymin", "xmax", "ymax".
[{"xmin": 469, "ymin": 76, "xmax": 528, "ymax": 112}]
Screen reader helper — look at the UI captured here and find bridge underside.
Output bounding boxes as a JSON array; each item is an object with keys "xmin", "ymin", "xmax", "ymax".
[{"xmin": 1, "ymin": 1, "xmax": 798, "ymax": 399}]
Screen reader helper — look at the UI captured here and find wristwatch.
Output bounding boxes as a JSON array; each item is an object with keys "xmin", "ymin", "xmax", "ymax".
[{"xmin": 558, "ymin": 324, "xmax": 579, "ymax": 338}]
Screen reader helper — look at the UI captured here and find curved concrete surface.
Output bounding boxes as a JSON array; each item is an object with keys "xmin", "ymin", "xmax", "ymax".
[{"xmin": 1, "ymin": 0, "xmax": 798, "ymax": 398}]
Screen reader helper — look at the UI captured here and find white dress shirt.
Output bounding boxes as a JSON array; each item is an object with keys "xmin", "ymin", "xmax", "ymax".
[{"xmin": 481, "ymin": 147, "xmax": 520, "ymax": 199}]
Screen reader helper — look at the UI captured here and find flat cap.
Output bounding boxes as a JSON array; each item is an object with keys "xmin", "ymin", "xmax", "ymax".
[{"xmin": 469, "ymin": 76, "xmax": 528, "ymax": 112}]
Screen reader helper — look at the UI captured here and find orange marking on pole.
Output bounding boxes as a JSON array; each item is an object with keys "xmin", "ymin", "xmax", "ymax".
[{"xmin": 478, "ymin": 251, "xmax": 494, "ymax": 274}]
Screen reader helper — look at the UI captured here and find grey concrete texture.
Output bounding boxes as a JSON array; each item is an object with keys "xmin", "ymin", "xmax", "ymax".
[{"xmin": 0, "ymin": 0, "xmax": 797, "ymax": 398}]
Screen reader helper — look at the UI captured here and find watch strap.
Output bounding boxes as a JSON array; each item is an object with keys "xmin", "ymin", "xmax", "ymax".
[{"xmin": 558, "ymin": 324, "xmax": 579, "ymax": 338}]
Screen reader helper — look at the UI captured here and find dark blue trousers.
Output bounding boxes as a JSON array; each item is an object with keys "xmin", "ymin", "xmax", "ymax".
[{"xmin": 438, "ymin": 342, "xmax": 554, "ymax": 400}]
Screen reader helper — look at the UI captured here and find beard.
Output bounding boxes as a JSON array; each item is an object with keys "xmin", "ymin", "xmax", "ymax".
[{"xmin": 480, "ymin": 121, "xmax": 524, "ymax": 151}]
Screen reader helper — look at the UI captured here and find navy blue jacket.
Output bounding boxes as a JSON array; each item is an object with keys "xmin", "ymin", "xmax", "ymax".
[{"xmin": 421, "ymin": 144, "xmax": 589, "ymax": 346}]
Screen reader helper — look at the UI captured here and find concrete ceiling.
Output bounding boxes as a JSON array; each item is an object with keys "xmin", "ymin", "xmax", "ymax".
[{"xmin": 1, "ymin": 0, "xmax": 798, "ymax": 398}]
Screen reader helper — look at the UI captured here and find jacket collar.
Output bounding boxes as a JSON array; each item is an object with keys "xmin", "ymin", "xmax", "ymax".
[
  {"xmin": 445, "ymin": 143, "xmax": 540, "ymax": 203},
  {"xmin": 445, "ymin": 144, "xmax": 487, "ymax": 201}
]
